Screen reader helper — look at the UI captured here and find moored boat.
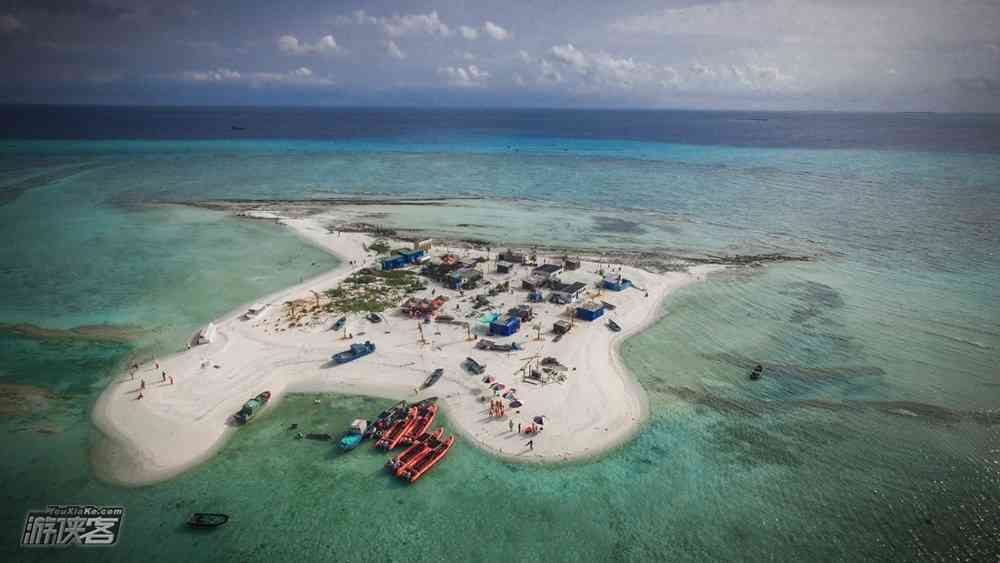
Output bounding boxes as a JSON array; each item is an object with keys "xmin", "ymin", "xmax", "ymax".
[
  {"xmin": 332, "ymin": 341, "xmax": 375, "ymax": 364},
  {"xmin": 338, "ymin": 419, "xmax": 369, "ymax": 451},
  {"xmin": 422, "ymin": 368, "xmax": 444, "ymax": 389},
  {"xmin": 233, "ymin": 391, "xmax": 271, "ymax": 424},
  {"xmin": 607, "ymin": 319, "xmax": 621, "ymax": 332},
  {"xmin": 364, "ymin": 400, "xmax": 408, "ymax": 439},
  {"xmin": 332, "ymin": 316, "xmax": 346, "ymax": 331},
  {"xmin": 186, "ymin": 513, "xmax": 229, "ymax": 529},
  {"xmin": 376, "ymin": 406, "xmax": 418, "ymax": 450},
  {"xmin": 398, "ymin": 434, "xmax": 455, "ymax": 483},
  {"xmin": 385, "ymin": 427, "xmax": 444, "ymax": 472},
  {"xmin": 399, "ymin": 402, "xmax": 438, "ymax": 446},
  {"xmin": 750, "ymin": 364, "xmax": 764, "ymax": 380}
]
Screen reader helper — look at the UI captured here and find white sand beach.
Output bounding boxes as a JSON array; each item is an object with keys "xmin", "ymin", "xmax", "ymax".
[{"xmin": 91, "ymin": 210, "xmax": 716, "ymax": 486}]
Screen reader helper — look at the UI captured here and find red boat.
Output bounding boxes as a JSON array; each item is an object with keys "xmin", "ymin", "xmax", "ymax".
[
  {"xmin": 375, "ymin": 406, "xmax": 417, "ymax": 450},
  {"xmin": 398, "ymin": 434, "xmax": 455, "ymax": 483},
  {"xmin": 399, "ymin": 403, "xmax": 438, "ymax": 446},
  {"xmin": 385, "ymin": 428, "xmax": 444, "ymax": 472}
]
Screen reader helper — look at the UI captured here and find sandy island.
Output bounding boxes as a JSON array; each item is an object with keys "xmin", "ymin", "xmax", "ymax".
[{"xmin": 91, "ymin": 209, "xmax": 717, "ymax": 486}]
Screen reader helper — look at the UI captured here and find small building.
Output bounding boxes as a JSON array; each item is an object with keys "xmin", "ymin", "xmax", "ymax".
[
  {"xmin": 414, "ymin": 239, "xmax": 434, "ymax": 251},
  {"xmin": 440, "ymin": 254, "xmax": 460, "ymax": 266},
  {"xmin": 532, "ymin": 263, "xmax": 563, "ymax": 279},
  {"xmin": 448, "ymin": 267, "xmax": 483, "ymax": 290},
  {"xmin": 489, "ymin": 314, "xmax": 521, "ymax": 337},
  {"xmin": 521, "ymin": 274, "xmax": 547, "ymax": 291},
  {"xmin": 549, "ymin": 280, "xmax": 587, "ymax": 302},
  {"xmin": 416, "ymin": 254, "xmax": 432, "ymax": 264},
  {"xmin": 603, "ymin": 274, "xmax": 632, "ymax": 291},
  {"xmin": 528, "ymin": 290, "xmax": 544, "ymax": 302},
  {"xmin": 564, "ymin": 258, "xmax": 581, "ymax": 271},
  {"xmin": 553, "ymin": 320, "xmax": 572, "ymax": 335},
  {"xmin": 401, "ymin": 296, "xmax": 449, "ymax": 318},
  {"xmin": 499, "ymin": 250, "xmax": 525, "ymax": 264},
  {"xmin": 496, "ymin": 260, "xmax": 514, "ymax": 274},
  {"xmin": 381, "ymin": 254, "xmax": 408, "ymax": 271},
  {"xmin": 196, "ymin": 322, "xmax": 217, "ymax": 345},
  {"xmin": 507, "ymin": 304, "xmax": 533, "ymax": 321},
  {"xmin": 576, "ymin": 301, "xmax": 605, "ymax": 321},
  {"xmin": 399, "ymin": 248, "xmax": 427, "ymax": 264}
]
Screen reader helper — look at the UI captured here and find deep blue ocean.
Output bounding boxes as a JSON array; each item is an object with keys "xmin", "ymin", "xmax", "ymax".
[{"xmin": 0, "ymin": 106, "xmax": 998, "ymax": 562}]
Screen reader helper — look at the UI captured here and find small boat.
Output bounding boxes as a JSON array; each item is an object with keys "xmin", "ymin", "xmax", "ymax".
[
  {"xmin": 367, "ymin": 312, "xmax": 383, "ymax": 323},
  {"xmin": 364, "ymin": 400, "xmax": 408, "ymax": 439},
  {"xmin": 338, "ymin": 419, "xmax": 368, "ymax": 451},
  {"xmin": 607, "ymin": 319, "xmax": 621, "ymax": 332},
  {"xmin": 464, "ymin": 357, "xmax": 486, "ymax": 374},
  {"xmin": 332, "ymin": 317, "xmax": 347, "ymax": 331},
  {"xmin": 233, "ymin": 391, "xmax": 271, "ymax": 424},
  {"xmin": 750, "ymin": 364, "xmax": 763, "ymax": 381},
  {"xmin": 398, "ymin": 435, "xmax": 455, "ymax": 483},
  {"xmin": 422, "ymin": 368, "xmax": 444, "ymax": 389},
  {"xmin": 186, "ymin": 513, "xmax": 229, "ymax": 529},
  {"xmin": 400, "ymin": 403, "xmax": 438, "ymax": 446},
  {"xmin": 385, "ymin": 427, "xmax": 444, "ymax": 472},
  {"xmin": 231, "ymin": 125, "xmax": 246, "ymax": 131},
  {"xmin": 376, "ymin": 407, "xmax": 418, "ymax": 450},
  {"xmin": 332, "ymin": 341, "xmax": 375, "ymax": 364}
]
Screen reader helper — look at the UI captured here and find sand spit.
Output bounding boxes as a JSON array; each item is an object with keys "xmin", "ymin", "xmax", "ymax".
[{"xmin": 92, "ymin": 207, "xmax": 718, "ymax": 486}]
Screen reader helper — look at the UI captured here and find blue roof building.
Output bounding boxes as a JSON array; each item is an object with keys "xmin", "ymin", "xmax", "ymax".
[
  {"xmin": 575, "ymin": 301, "xmax": 605, "ymax": 321},
  {"xmin": 381, "ymin": 255, "xmax": 408, "ymax": 270},
  {"xmin": 603, "ymin": 274, "xmax": 632, "ymax": 292},
  {"xmin": 399, "ymin": 249, "xmax": 427, "ymax": 263},
  {"xmin": 489, "ymin": 314, "xmax": 521, "ymax": 337}
]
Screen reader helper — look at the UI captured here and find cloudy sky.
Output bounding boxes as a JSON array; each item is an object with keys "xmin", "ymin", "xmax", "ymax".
[{"xmin": 1, "ymin": 0, "xmax": 999, "ymax": 111}]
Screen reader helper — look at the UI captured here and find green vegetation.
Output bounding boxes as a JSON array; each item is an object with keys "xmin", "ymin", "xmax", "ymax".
[
  {"xmin": 324, "ymin": 268, "xmax": 425, "ymax": 313},
  {"xmin": 367, "ymin": 240, "xmax": 391, "ymax": 254}
]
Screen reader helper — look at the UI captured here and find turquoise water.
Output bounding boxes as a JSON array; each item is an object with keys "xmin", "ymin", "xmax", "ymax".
[{"xmin": 1, "ymin": 135, "xmax": 998, "ymax": 561}]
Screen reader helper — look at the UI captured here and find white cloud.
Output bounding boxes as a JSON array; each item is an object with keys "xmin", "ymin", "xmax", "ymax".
[
  {"xmin": 278, "ymin": 34, "xmax": 340, "ymax": 55},
  {"xmin": 0, "ymin": 14, "xmax": 23, "ymax": 34},
  {"xmin": 176, "ymin": 67, "xmax": 333, "ymax": 86},
  {"xmin": 483, "ymin": 21, "xmax": 511, "ymax": 41},
  {"xmin": 438, "ymin": 65, "xmax": 490, "ymax": 88},
  {"xmin": 546, "ymin": 44, "xmax": 681, "ymax": 90},
  {"xmin": 460, "ymin": 26, "xmax": 479, "ymax": 40},
  {"xmin": 335, "ymin": 9, "xmax": 377, "ymax": 25},
  {"xmin": 384, "ymin": 40, "xmax": 406, "ymax": 60},
  {"xmin": 383, "ymin": 11, "xmax": 451, "ymax": 38},
  {"xmin": 180, "ymin": 68, "xmax": 242, "ymax": 82}
]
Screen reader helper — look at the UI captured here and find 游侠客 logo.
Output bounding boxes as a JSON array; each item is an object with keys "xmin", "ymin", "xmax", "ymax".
[{"xmin": 21, "ymin": 505, "xmax": 124, "ymax": 547}]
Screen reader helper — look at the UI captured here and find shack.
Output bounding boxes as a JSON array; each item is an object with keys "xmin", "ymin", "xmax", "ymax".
[
  {"xmin": 575, "ymin": 301, "xmax": 605, "ymax": 321},
  {"xmin": 496, "ymin": 260, "xmax": 514, "ymax": 274},
  {"xmin": 499, "ymin": 250, "xmax": 525, "ymax": 264},
  {"xmin": 381, "ymin": 254, "xmax": 408, "ymax": 271},
  {"xmin": 553, "ymin": 320, "xmax": 573, "ymax": 335},
  {"xmin": 448, "ymin": 267, "xmax": 483, "ymax": 290},
  {"xmin": 196, "ymin": 322, "xmax": 217, "ymax": 345},
  {"xmin": 414, "ymin": 239, "xmax": 434, "ymax": 251},
  {"xmin": 532, "ymin": 263, "xmax": 562, "ymax": 280},
  {"xmin": 507, "ymin": 304, "xmax": 533, "ymax": 321},
  {"xmin": 528, "ymin": 290, "xmax": 544, "ymax": 302},
  {"xmin": 521, "ymin": 274, "xmax": 547, "ymax": 291},
  {"xmin": 603, "ymin": 274, "xmax": 632, "ymax": 291},
  {"xmin": 549, "ymin": 280, "xmax": 587, "ymax": 302},
  {"xmin": 564, "ymin": 257, "xmax": 581, "ymax": 271},
  {"xmin": 489, "ymin": 314, "xmax": 521, "ymax": 337},
  {"xmin": 399, "ymin": 248, "xmax": 427, "ymax": 264}
]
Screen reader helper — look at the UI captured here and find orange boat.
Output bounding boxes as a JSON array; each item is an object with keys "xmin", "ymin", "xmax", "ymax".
[
  {"xmin": 376, "ymin": 406, "xmax": 417, "ymax": 450},
  {"xmin": 398, "ymin": 434, "xmax": 455, "ymax": 483},
  {"xmin": 399, "ymin": 403, "xmax": 438, "ymax": 446},
  {"xmin": 385, "ymin": 427, "xmax": 444, "ymax": 472}
]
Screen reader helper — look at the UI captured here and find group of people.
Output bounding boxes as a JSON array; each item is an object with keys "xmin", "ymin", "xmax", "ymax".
[{"xmin": 135, "ymin": 358, "xmax": 174, "ymax": 400}]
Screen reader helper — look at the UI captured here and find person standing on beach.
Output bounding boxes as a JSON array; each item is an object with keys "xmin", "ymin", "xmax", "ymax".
[
  {"xmin": 169, "ymin": 376, "xmax": 174, "ymax": 385},
  {"xmin": 508, "ymin": 420, "xmax": 513, "ymax": 432},
  {"xmin": 140, "ymin": 379, "xmax": 145, "ymax": 390},
  {"xmin": 517, "ymin": 422, "xmax": 522, "ymax": 433},
  {"xmin": 528, "ymin": 440, "xmax": 534, "ymax": 451}
]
